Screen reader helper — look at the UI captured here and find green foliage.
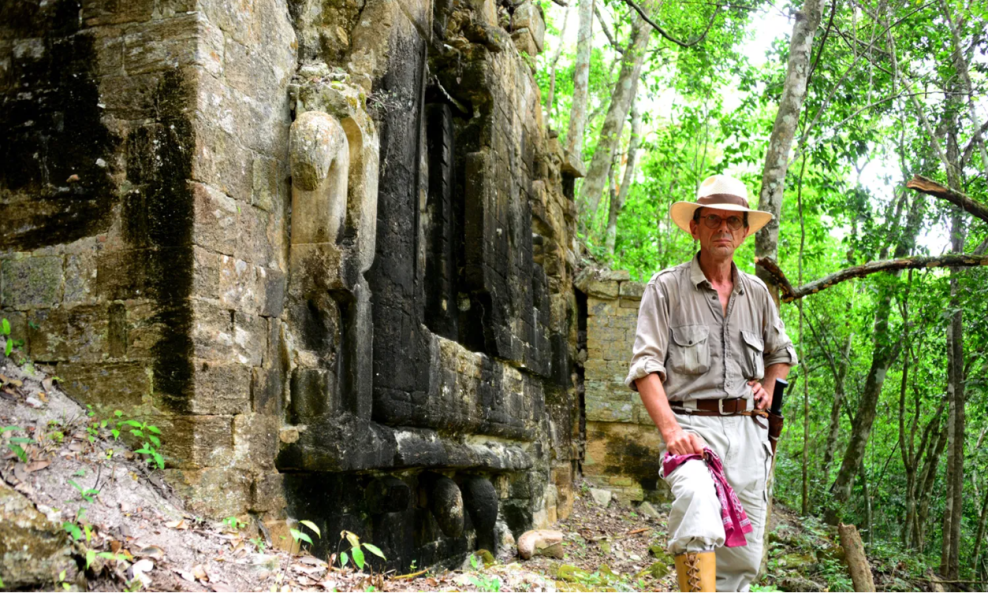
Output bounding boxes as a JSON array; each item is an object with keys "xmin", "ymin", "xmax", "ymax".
[
  {"xmin": 1, "ymin": 425, "xmax": 31, "ymax": 462},
  {"xmin": 222, "ymin": 516, "xmax": 246, "ymax": 531},
  {"xmin": 115, "ymin": 414, "xmax": 164, "ymax": 469},
  {"xmin": 333, "ymin": 529, "xmax": 386, "ymax": 571},
  {"xmin": 541, "ymin": 0, "xmax": 988, "ymax": 582},
  {"xmin": 67, "ymin": 478, "xmax": 99, "ymax": 504},
  {"xmin": 467, "ymin": 553, "xmax": 502, "ymax": 592}
]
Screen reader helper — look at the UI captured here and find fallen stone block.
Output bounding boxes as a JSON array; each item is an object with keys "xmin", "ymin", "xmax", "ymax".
[
  {"xmin": 637, "ymin": 501, "xmax": 661, "ymax": 520},
  {"xmin": 517, "ymin": 529, "xmax": 564, "ymax": 560},
  {"xmin": 589, "ymin": 487, "xmax": 612, "ymax": 507},
  {"xmin": 0, "ymin": 481, "xmax": 77, "ymax": 589}
]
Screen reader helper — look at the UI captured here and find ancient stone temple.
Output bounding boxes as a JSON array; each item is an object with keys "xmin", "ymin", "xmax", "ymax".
[{"xmin": 0, "ymin": 0, "xmax": 597, "ymax": 570}]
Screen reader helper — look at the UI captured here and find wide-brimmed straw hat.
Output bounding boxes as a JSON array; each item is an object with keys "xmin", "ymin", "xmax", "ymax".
[{"xmin": 670, "ymin": 174, "xmax": 773, "ymax": 238}]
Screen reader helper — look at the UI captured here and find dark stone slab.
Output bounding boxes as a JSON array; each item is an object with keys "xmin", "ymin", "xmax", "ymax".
[
  {"xmin": 428, "ymin": 475, "xmax": 464, "ymax": 539},
  {"xmin": 276, "ymin": 415, "xmax": 396, "ymax": 472},
  {"xmin": 462, "ymin": 476, "xmax": 498, "ymax": 552},
  {"xmin": 366, "ymin": 477, "xmax": 413, "ymax": 514}
]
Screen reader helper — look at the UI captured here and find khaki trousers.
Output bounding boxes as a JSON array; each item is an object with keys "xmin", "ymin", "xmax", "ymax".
[{"xmin": 661, "ymin": 411, "xmax": 773, "ymax": 592}]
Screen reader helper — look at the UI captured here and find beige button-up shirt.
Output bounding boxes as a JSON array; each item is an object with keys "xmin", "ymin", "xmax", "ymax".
[{"xmin": 626, "ymin": 253, "xmax": 798, "ymax": 401}]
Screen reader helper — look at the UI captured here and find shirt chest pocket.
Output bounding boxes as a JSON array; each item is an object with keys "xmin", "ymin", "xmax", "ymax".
[
  {"xmin": 741, "ymin": 330, "xmax": 765, "ymax": 379},
  {"xmin": 668, "ymin": 325, "xmax": 711, "ymax": 375}
]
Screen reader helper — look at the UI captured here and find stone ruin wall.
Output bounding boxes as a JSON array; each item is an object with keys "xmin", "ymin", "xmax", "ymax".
[
  {"xmin": 575, "ymin": 270, "xmax": 670, "ymax": 505},
  {"xmin": 1, "ymin": 0, "xmax": 584, "ymax": 570}
]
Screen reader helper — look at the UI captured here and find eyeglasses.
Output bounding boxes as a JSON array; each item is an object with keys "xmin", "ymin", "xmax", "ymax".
[{"xmin": 699, "ymin": 214, "xmax": 745, "ymax": 230}]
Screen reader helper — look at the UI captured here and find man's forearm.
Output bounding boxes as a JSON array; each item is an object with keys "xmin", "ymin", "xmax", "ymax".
[
  {"xmin": 635, "ymin": 373, "xmax": 680, "ymax": 442},
  {"xmin": 763, "ymin": 363, "xmax": 792, "ymax": 408}
]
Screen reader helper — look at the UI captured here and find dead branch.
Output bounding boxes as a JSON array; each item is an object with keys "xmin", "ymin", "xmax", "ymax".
[
  {"xmin": 594, "ymin": 4, "xmax": 624, "ymax": 53},
  {"xmin": 838, "ymin": 523, "xmax": 876, "ymax": 592},
  {"xmin": 620, "ymin": 0, "xmax": 719, "ymax": 48},
  {"xmin": 907, "ymin": 175, "xmax": 988, "ymax": 223},
  {"xmin": 755, "ymin": 254, "xmax": 988, "ymax": 303}
]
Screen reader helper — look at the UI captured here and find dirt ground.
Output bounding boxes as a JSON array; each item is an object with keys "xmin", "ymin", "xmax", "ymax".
[
  {"xmin": 0, "ymin": 351, "xmax": 678, "ymax": 592},
  {"xmin": 4, "ymin": 347, "xmax": 922, "ymax": 593}
]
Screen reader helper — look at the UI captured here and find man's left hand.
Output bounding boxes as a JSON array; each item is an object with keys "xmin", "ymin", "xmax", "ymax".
[{"xmin": 749, "ymin": 380, "xmax": 771, "ymax": 410}]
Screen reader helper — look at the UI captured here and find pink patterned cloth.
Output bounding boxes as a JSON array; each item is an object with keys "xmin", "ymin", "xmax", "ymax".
[{"xmin": 662, "ymin": 447, "xmax": 753, "ymax": 547}]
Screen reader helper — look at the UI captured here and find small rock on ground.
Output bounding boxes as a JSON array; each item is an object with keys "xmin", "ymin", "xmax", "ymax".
[
  {"xmin": 638, "ymin": 501, "xmax": 661, "ymax": 520},
  {"xmin": 590, "ymin": 487, "xmax": 613, "ymax": 507}
]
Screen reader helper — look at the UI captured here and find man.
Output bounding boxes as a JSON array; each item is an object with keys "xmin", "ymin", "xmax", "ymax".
[{"xmin": 625, "ymin": 174, "xmax": 797, "ymax": 592}]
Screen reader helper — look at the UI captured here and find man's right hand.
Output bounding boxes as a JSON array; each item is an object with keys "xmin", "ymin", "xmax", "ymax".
[{"xmin": 663, "ymin": 427, "xmax": 706, "ymax": 455}]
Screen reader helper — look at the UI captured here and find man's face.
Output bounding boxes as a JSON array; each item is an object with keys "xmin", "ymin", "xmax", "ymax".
[{"xmin": 689, "ymin": 207, "xmax": 749, "ymax": 260}]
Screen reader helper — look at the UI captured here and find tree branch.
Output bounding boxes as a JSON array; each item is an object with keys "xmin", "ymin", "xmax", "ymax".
[
  {"xmin": 620, "ymin": 0, "xmax": 719, "ymax": 48},
  {"xmin": 906, "ymin": 175, "xmax": 988, "ymax": 223},
  {"xmin": 594, "ymin": 3, "xmax": 624, "ymax": 53},
  {"xmin": 756, "ymin": 254, "xmax": 988, "ymax": 303}
]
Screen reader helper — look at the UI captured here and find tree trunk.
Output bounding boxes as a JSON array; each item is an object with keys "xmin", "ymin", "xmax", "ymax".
[
  {"xmin": 972, "ymin": 480, "xmax": 988, "ymax": 578},
  {"xmin": 899, "ymin": 339, "xmax": 916, "ymax": 547},
  {"xmin": 839, "ymin": 523, "xmax": 877, "ymax": 592},
  {"xmin": 545, "ymin": 5, "xmax": 572, "ymax": 125},
  {"xmin": 565, "ymin": 0, "xmax": 595, "ymax": 161},
  {"xmin": 860, "ymin": 467, "xmax": 872, "ymax": 545},
  {"xmin": 753, "ymin": 0, "xmax": 825, "ymax": 299},
  {"xmin": 828, "ymin": 190, "xmax": 927, "ymax": 515},
  {"xmin": 943, "ymin": 6, "xmax": 988, "ymax": 176},
  {"xmin": 605, "ymin": 98, "xmax": 642, "ymax": 256},
  {"xmin": 828, "ymin": 300, "xmax": 900, "ymax": 515},
  {"xmin": 580, "ymin": 8, "xmax": 651, "ymax": 219},
  {"xmin": 917, "ymin": 421, "xmax": 948, "ymax": 551},
  {"xmin": 795, "ymin": 153, "xmax": 809, "ymax": 516},
  {"xmin": 822, "ymin": 332, "xmax": 851, "ymax": 480},
  {"xmin": 940, "ymin": 124, "xmax": 966, "ymax": 580}
]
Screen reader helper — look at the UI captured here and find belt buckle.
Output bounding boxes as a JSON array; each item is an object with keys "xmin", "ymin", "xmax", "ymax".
[{"xmin": 718, "ymin": 399, "xmax": 727, "ymax": 415}]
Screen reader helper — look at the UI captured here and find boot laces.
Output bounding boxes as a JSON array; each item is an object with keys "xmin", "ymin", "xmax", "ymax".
[{"xmin": 686, "ymin": 552, "xmax": 702, "ymax": 591}]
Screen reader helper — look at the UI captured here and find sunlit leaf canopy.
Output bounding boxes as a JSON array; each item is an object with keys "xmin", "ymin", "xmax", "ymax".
[{"xmin": 536, "ymin": 0, "xmax": 988, "ymax": 584}]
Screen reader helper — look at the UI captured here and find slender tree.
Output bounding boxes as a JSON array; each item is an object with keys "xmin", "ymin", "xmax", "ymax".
[
  {"xmin": 580, "ymin": 7, "xmax": 652, "ymax": 219},
  {"xmin": 606, "ymin": 98, "xmax": 643, "ymax": 256},
  {"xmin": 754, "ymin": 0, "xmax": 825, "ymax": 301},
  {"xmin": 565, "ymin": 0, "xmax": 595, "ymax": 163}
]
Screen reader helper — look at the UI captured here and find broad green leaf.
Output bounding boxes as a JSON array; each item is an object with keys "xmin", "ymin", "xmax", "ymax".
[
  {"xmin": 63, "ymin": 521, "xmax": 82, "ymax": 540},
  {"xmin": 340, "ymin": 551, "xmax": 349, "ymax": 567},
  {"xmin": 1, "ymin": 318, "xmax": 9, "ymax": 335},
  {"xmin": 299, "ymin": 520, "xmax": 321, "ymax": 538},
  {"xmin": 351, "ymin": 546, "xmax": 365, "ymax": 570},
  {"xmin": 363, "ymin": 543, "xmax": 386, "ymax": 560}
]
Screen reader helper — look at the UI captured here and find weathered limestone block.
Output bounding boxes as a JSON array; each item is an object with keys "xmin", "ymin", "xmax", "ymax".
[
  {"xmin": 57, "ymin": 361, "xmax": 152, "ymax": 413},
  {"xmin": 121, "ymin": 13, "xmax": 223, "ymax": 77},
  {"xmin": 619, "ymin": 281, "xmax": 645, "ymax": 299},
  {"xmin": 468, "ymin": 0, "xmax": 498, "ymax": 27},
  {"xmin": 165, "ymin": 467, "xmax": 251, "ymax": 518},
  {"xmin": 250, "ymin": 473, "xmax": 287, "ymax": 513},
  {"xmin": 0, "ymin": 482, "xmax": 77, "ymax": 589},
  {"xmin": 1, "ymin": 255, "xmax": 63, "ymax": 309},
  {"xmin": 192, "ymin": 182, "xmax": 238, "ymax": 256},
  {"xmin": 511, "ymin": 2, "xmax": 545, "ymax": 52}
]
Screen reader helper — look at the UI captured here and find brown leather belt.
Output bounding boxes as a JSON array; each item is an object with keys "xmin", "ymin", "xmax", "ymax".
[{"xmin": 670, "ymin": 398, "xmax": 768, "ymax": 417}]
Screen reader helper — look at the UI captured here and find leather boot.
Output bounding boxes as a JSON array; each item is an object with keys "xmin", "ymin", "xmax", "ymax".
[{"xmin": 674, "ymin": 551, "xmax": 716, "ymax": 592}]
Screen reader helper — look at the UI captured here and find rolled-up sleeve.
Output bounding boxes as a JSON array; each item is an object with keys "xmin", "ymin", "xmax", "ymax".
[
  {"xmin": 762, "ymin": 296, "xmax": 798, "ymax": 367},
  {"xmin": 625, "ymin": 280, "xmax": 670, "ymax": 391}
]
